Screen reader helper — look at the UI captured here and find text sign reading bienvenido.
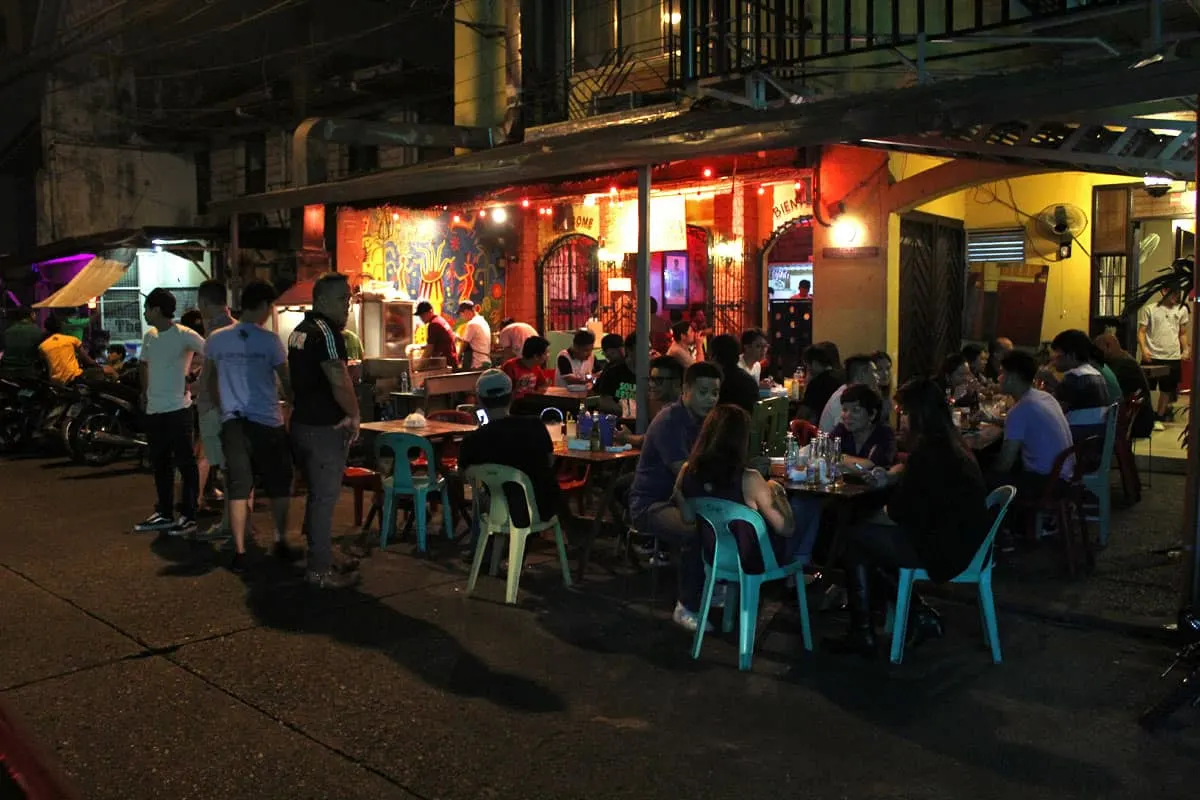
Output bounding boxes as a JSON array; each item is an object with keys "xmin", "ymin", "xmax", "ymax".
[{"xmin": 772, "ymin": 175, "xmax": 815, "ymax": 226}]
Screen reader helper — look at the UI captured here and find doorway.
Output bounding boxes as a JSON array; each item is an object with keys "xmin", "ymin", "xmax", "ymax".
[
  {"xmin": 538, "ymin": 233, "xmax": 598, "ymax": 332},
  {"xmin": 760, "ymin": 217, "xmax": 814, "ymax": 377},
  {"xmin": 898, "ymin": 212, "xmax": 966, "ymax": 382}
]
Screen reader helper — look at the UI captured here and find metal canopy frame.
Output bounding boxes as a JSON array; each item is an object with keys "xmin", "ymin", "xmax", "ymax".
[
  {"xmin": 860, "ymin": 117, "xmax": 1198, "ymax": 178},
  {"xmin": 207, "ymin": 52, "xmax": 1200, "ymax": 215}
]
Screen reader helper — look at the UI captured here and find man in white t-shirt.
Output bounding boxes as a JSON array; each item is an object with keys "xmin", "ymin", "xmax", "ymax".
[
  {"xmin": 819, "ymin": 354, "xmax": 879, "ymax": 433},
  {"xmin": 133, "ymin": 288, "xmax": 206, "ymax": 536},
  {"xmin": 1137, "ymin": 288, "xmax": 1190, "ymax": 422},
  {"xmin": 456, "ymin": 301, "xmax": 492, "ymax": 369}
]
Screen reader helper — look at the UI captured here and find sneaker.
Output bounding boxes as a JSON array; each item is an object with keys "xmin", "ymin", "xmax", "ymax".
[
  {"xmin": 272, "ymin": 541, "xmax": 302, "ymax": 563},
  {"xmin": 673, "ymin": 602, "xmax": 714, "ymax": 633},
  {"xmin": 1154, "ymin": 421, "xmax": 1166, "ymax": 432},
  {"xmin": 304, "ymin": 569, "xmax": 361, "ymax": 590},
  {"xmin": 169, "ymin": 517, "xmax": 197, "ymax": 537},
  {"xmin": 229, "ymin": 552, "xmax": 247, "ymax": 574},
  {"xmin": 133, "ymin": 512, "xmax": 175, "ymax": 533},
  {"xmin": 193, "ymin": 524, "xmax": 233, "ymax": 543}
]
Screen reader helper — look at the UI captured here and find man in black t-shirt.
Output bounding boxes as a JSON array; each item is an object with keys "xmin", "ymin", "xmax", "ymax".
[
  {"xmin": 594, "ymin": 332, "xmax": 637, "ymax": 415},
  {"xmin": 799, "ymin": 344, "xmax": 841, "ymax": 424},
  {"xmin": 458, "ymin": 369, "xmax": 559, "ymax": 527},
  {"xmin": 287, "ymin": 272, "xmax": 361, "ymax": 589},
  {"xmin": 708, "ymin": 333, "xmax": 760, "ymax": 413}
]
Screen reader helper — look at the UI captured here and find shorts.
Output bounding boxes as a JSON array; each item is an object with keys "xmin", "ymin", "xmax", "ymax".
[
  {"xmin": 219, "ymin": 418, "xmax": 294, "ymax": 500},
  {"xmin": 198, "ymin": 408, "xmax": 224, "ymax": 467},
  {"xmin": 1147, "ymin": 358, "xmax": 1181, "ymax": 394}
]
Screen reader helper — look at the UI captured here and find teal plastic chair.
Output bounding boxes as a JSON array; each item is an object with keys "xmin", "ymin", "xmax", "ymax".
[
  {"xmin": 688, "ymin": 497, "xmax": 813, "ymax": 671},
  {"xmin": 465, "ymin": 464, "xmax": 573, "ymax": 605},
  {"xmin": 1080, "ymin": 403, "xmax": 1119, "ymax": 547},
  {"xmin": 375, "ymin": 432, "xmax": 454, "ymax": 553},
  {"xmin": 888, "ymin": 485, "xmax": 1017, "ymax": 665}
]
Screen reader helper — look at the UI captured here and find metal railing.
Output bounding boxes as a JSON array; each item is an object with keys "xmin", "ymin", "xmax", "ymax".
[{"xmin": 665, "ymin": 0, "xmax": 1137, "ymax": 84}]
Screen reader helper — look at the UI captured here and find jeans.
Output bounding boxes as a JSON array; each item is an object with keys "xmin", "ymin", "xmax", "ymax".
[
  {"xmin": 785, "ymin": 496, "xmax": 823, "ymax": 566},
  {"xmin": 635, "ymin": 500, "xmax": 703, "ymax": 613},
  {"xmin": 292, "ymin": 423, "xmax": 348, "ymax": 573},
  {"xmin": 145, "ymin": 408, "xmax": 199, "ymax": 519}
]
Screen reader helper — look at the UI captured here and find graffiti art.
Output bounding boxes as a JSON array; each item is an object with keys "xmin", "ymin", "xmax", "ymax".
[{"xmin": 353, "ymin": 207, "xmax": 505, "ymax": 325}]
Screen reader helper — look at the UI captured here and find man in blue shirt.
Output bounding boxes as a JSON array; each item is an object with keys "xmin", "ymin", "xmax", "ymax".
[
  {"xmin": 629, "ymin": 361, "xmax": 722, "ymax": 631},
  {"xmin": 204, "ymin": 280, "xmax": 294, "ymax": 574}
]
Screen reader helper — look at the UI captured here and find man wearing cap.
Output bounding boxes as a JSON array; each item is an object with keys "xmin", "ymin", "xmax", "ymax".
[
  {"xmin": 458, "ymin": 369, "xmax": 559, "ymax": 527},
  {"xmin": 456, "ymin": 301, "xmax": 492, "ymax": 369},
  {"xmin": 416, "ymin": 301, "xmax": 458, "ymax": 369}
]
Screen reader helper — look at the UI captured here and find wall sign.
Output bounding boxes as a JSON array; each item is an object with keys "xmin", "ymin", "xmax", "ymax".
[
  {"xmin": 822, "ymin": 246, "xmax": 879, "ymax": 259},
  {"xmin": 771, "ymin": 176, "xmax": 814, "ymax": 227},
  {"xmin": 610, "ymin": 195, "xmax": 687, "ymax": 253}
]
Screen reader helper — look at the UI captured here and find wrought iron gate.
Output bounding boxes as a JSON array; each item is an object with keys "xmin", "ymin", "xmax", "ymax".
[
  {"xmin": 898, "ymin": 212, "xmax": 966, "ymax": 382},
  {"xmin": 538, "ymin": 234, "xmax": 599, "ymax": 332}
]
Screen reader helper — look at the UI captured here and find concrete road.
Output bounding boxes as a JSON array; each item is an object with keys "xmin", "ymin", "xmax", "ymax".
[{"xmin": 0, "ymin": 456, "xmax": 1197, "ymax": 800}]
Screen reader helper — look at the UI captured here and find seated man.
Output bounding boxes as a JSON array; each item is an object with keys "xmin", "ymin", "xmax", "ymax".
[
  {"xmin": 458, "ymin": 370, "xmax": 560, "ymax": 528},
  {"xmin": 38, "ymin": 315, "xmax": 98, "ymax": 384},
  {"xmin": 819, "ymin": 354, "xmax": 879, "ymax": 433},
  {"xmin": 797, "ymin": 344, "xmax": 839, "ymax": 424},
  {"xmin": 616, "ymin": 355, "xmax": 683, "ymax": 448},
  {"xmin": 709, "ymin": 333, "xmax": 760, "ymax": 413},
  {"xmin": 594, "ymin": 333, "xmax": 637, "ymax": 415},
  {"xmin": 555, "ymin": 329, "xmax": 596, "ymax": 388},
  {"xmin": 990, "ymin": 350, "xmax": 1074, "ymax": 501},
  {"xmin": 628, "ymin": 362, "xmax": 722, "ymax": 632},
  {"xmin": 0, "ymin": 308, "xmax": 43, "ymax": 379},
  {"xmin": 500, "ymin": 335, "xmax": 551, "ymax": 398},
  {"xmin": 1050, "ymin": 328, "xmax": 1111, "ymax": 436}
]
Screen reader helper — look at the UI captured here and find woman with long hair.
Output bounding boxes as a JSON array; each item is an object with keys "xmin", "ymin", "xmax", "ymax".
[
  {"xmin": 673, "ymin": 405, "xmax": 796, "ymax": 622},
  {"xmin": 825, "ymin": 377, "xmax": 989, "ymax": 657}
]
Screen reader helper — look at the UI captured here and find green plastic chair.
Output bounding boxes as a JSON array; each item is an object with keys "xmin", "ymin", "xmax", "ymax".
[
  {"xmin": 1080, "ymin": 403, "xmax": 1119, "ymax": 547},
  {"xmin": 688, "ymin": 497, "xmax": 813, "ymax": 671},
  {"xmin": 888, "ymin": 485, "xmax": 1017, "ymax": 665},
  {"xmin": 465, "ymin": 464, "xmax": 573, "ymax": 605},
  {"xmin": 749, "ymin": 396, "xmax": 789, "ymax": 457},
  {"xmin": 375, "ymin": 432, "xmax": 454, "ymax": 553}
]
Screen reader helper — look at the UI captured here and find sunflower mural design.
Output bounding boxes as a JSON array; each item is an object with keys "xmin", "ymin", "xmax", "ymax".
[{"xmin": 354, "ymin": 207, "xmax": 505, "ymax": 325}]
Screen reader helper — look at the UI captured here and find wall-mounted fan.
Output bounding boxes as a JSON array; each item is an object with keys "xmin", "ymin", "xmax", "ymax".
[{"xmin": 1029, "ymin": 203, "xmax": 1088, "ymax": 261}]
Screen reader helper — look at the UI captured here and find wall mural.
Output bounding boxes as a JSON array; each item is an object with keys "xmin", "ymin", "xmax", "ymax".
[{"xmin": 339, "ymin": 207, "xmax": 505, "ymax": 325}]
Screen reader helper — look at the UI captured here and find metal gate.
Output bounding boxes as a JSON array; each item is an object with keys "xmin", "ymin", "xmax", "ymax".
[
  {"xmin": 898, "ymin": 212, "xmax": 966, "ymax": 382},
  {"xmin": 538, "ymin": 234, "xmax": 598, "ymax": 332}
]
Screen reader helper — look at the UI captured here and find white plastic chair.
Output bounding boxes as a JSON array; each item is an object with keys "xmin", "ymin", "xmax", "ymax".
[{"xmin": 465, "ymin": 464, "xmax": 572, "ymax": 604}]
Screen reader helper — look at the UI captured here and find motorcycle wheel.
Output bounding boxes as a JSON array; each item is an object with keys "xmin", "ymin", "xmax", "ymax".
[
  {"xmin": 62, "ymin": 411, "xmax": 88, "ymax": 462},
  {"xmin": 1139, "ymin": 667, "xmax": 1200, "ymax": 732},
  {"xmin": 77, "ymin": 410, "xmax": 122, "ymax": 467},
  {"xmin": 0, "ymin": 408, "xmax": 26, "ymax": 453}
]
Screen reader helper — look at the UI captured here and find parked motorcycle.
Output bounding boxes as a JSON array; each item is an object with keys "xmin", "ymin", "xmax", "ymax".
[
  {"xmin": 0, "ymin": 375, "xmax": 38, "ymax": 452},
  {"xmin": 74, "ymin": 379, "xmax": 147, "ymax": 466}
]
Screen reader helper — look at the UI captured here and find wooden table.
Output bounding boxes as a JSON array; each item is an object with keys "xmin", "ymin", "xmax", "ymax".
[
  {"xmin": 553, "ymin": 441, "xmax": 640, "ymax": 579},
  {"xmin": 962, "ymin": 423, "xmax": 1004, "ymax": 451},
  {"xmin": 361, "ymin": 419, "xmax": 479, "ymax": 437},
  {"xmin": 542, "ymin": 386, "xmax": 591, "ymax": 399}
]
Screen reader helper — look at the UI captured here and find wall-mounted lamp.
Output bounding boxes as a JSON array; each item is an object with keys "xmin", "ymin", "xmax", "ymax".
[
  {"xmin": 491, "ymin": 207, "xmax": 508, "ymax": 224},
  {"xmin": 1144, "ymin": 175, "xmax": 1172, "ymax": 198},
  {"xmin": 607, "ymin": 277, "xmax": 633, "ymax": 292},
  {"xmin": 711, "ymin": 239, "xmax": 743, "ymax": 260},
  {"xmin": 597, "ymin": 247, "xmax": 619, "ymax": 263},
  {"xmin": 830, "ymin": 216, "xmax": 865, "ymax": 248}
]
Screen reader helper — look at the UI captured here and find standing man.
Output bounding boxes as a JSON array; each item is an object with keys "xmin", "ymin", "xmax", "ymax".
[
  {"xmin": 205, "ymin": 280, "xmax": 294, "ymax": 574},
  {"xmin": 133, "ymin": 288, "xmax": 206, "ymax": 535},
  {"xmin": 416, "ymin": 301, "xmax": 458, "ymax": 368},
  {"xmin": 0, "ymin": 308, "xmax": 43, "ymax": 379},
  {"xmin": 288, "ymin": 273, "xmax": 361, "ymax": 589},
  {"xmin": 456, "ymin": 301, "xmax": 492, "ymax": 369},
  {"xmin": 1138, "ymin": 288, "xmax": 1190, "ymax": 424},
  {"xmin": 194, "ymin": 280, "xmax": 236, "ymax": 542}
]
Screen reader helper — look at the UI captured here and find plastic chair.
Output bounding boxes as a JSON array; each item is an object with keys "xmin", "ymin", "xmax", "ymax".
[
  {"xmin": 688, "ymin": 497, "xmax": 813, "ymax": 671},
  {"xmin": 465, "ymin": 464, "xmax": 572, "ymax": 604},
  {"xmin": 375, "ymin": 432, "xmax": 454, "ymax": 553},
  {"xmin": 1080, "ymin": 403, "xmax": 1118, "ymax": 547},
  {"xmin": 888, "ymin": 485, "xmax": 1017, "ymax": 665},
  {"xmin": 749, "ymin": 397, "xmax": 789, "ymax": 457},
  {"xmin": 789, "ymin": 418, "xmax": 819, "ymax": 446}
]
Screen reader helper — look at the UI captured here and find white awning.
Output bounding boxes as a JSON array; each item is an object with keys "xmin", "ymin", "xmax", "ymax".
[{"xmin": 33, "ymin": 256, "xmax": 133, "ymax": 309}]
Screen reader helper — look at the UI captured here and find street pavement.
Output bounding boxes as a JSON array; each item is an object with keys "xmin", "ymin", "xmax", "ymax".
[{"xmin": 1, "ymin": 455, "xmax": 1198, "ymax": 800}]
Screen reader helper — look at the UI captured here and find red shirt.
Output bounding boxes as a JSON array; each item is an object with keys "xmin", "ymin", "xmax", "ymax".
[
  {"xmin": 425, "ymin": 315, "xmax": 458, "ymax": 368},
  {"xmin": 501, "ymin": 357, "xmax": 549, "ymax": 398}
]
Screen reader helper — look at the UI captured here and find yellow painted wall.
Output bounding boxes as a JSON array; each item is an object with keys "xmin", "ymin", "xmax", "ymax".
[{"xmin": 951, "ymin": 172, "xmax": 1141, "ymax": 341}]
